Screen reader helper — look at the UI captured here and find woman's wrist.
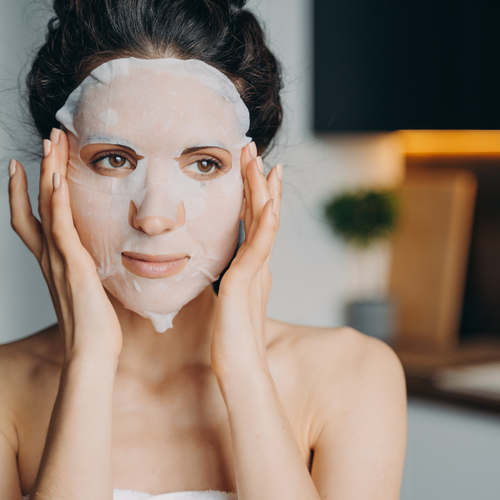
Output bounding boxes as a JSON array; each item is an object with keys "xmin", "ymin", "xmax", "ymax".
[
  {"xmin": 63, "ymin": 347, "xmax": 120, "ymax": 376},
  {"xmin": 211, "ymin": 326, "xmax": 268, "ymax": 382},
  {"xmin": 214, "ymin": 356, "xmax": 273, "ymax": 399},
  {"xmin": 62, "ymin": 329, "xmax": 122, "ymax": 369}
]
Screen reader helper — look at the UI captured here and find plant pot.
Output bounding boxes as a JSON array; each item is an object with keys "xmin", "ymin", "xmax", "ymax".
[{"xmin": 346, "ymin": 298, "xmax": 397, "ymax": 344}]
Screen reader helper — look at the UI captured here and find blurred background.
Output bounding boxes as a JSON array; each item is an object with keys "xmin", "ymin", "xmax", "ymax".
[{"xmin": 2, "ymin": 0, "xmax": 500, "ymax": 498}]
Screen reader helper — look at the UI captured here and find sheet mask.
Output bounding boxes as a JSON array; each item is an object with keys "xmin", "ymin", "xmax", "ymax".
[{"xmin": 55, "ymin": 58, "xmax": 251, "ymax": 332}]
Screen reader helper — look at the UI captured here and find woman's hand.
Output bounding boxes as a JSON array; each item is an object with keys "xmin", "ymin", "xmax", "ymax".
[
  {"xmin": 8, "ymin": 128, "xmax": 122, "ymax": 363},
  {"xmin": 211, "ymin": 142, "xmax": 282, "ymax": 377},
  {"xmin": 9, "ymin": 129, "xmax": 120, "ymax": 499},
  {"xmin": 210, "ymin": 147, "xmax": 321, "ymax": 500}
]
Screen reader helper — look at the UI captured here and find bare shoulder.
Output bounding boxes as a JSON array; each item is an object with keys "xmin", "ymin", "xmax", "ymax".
[
  {"xmin": 0, "ymin": 325, "xmax": 63, "ymax": 448},
  {"xmin": 266, "ymin": 317, "xmax": 404, "ymax": 384},
  {"xmin": 265, "ymin": 318, "xmax": 406, "ymax": 437},
  {"xmin": 267, "ymin": 318, "xmax": 407, "ymax": 498},
  {"xmin": 0, "ymin": 324, "xmax": 63, "ymax": 377}
]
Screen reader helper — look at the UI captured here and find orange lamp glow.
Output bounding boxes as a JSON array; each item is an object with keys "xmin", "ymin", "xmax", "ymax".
[{"xmin": 399, "ymin": 130, "xmax": 500, "ymax": 154}]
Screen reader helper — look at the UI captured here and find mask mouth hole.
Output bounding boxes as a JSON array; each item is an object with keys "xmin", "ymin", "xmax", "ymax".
[{"xmin": 121, "ymin": 252, "xmax": 190, "ymax": 279}]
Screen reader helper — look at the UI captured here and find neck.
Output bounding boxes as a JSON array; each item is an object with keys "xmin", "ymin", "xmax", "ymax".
[{"xmin": 107, "ymin": 286, "xmax": 218, "ymax": 378}]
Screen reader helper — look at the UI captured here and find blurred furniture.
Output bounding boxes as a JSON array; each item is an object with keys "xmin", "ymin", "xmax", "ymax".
[
  {"xmin": 390, "ymin": 165, "xmax": 477, "ymax": 351},
  {"xmin": 391, "ymin": 153, "xmax": 500, "ymax": 412}
]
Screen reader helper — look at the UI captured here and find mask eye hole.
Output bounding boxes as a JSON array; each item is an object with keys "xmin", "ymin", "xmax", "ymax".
[
  {"xmin": 80, "ymin": 143, "xmax": 143, "ymax": 178},
  {"xmin": 176, "ymin": 147, "xmax": 232, "ymax": 181},
  {"xmin": 183, "ymin": 157, "xmax": 224, "ymax": 178},
  {"xmin": 92, "ymin": 152, "xmax": 135, "ymax": 172}
]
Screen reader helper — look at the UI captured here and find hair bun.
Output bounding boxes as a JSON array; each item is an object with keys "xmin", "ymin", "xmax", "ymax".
[
  {"xmin": 28, "ymin": 0, "xmax": 282, "ymax": 153},
  {"xmin": 53, "ymin": 0, "xmax": 77, "ymax": 19},
  {"xmin": 228, "ymin": 0, "xmax": 246, "ymax": 11}
]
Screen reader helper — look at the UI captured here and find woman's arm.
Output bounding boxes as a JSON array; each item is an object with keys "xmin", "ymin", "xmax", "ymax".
[
  {"xmin": 217, "ymin": 332, "xmax": 406, "ymax": 500},
  {"xmin": 8, "ymin": 129, "xmax": 122, "ymax": 499},
  {"xmin": 0, "ymin": 423, "xmax": 23, "ymax": 500},
  {"xmin": 311, "ymin": 333, "xmax": 407, "ymax": 500},
  {"xmin": 217, "ymin": 364, "xmax": 320, "ymax": 500},
  {"xmin": 31, "ymin": 357, "xmax": 117, "ymax": 499},
  {"xmin": 211, "ymin": 146, "xmax": 320, "ymax": 500},
  {"xmin": 211, "ymin": 145, "xmax": 406, "ymax": 500}
]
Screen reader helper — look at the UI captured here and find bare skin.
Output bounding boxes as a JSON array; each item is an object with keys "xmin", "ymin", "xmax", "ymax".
[{"xmin": 1, "ymin": 129, "xmax": 407, "ymax": 500}]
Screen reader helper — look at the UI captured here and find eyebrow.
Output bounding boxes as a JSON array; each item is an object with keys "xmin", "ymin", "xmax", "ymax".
[{"xmin": 181, "ymin": 146, "xmax": 230, "ymax": 155}]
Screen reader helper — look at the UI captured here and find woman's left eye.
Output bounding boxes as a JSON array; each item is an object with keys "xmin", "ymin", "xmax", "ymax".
[{"xmin": 184, "ymin": 158, "xmax": 223, "ymax": 176}]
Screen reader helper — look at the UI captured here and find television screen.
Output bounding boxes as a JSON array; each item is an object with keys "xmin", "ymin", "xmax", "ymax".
[{"xmin": 314, "ymin": 0, "xmax": 500, "ymax": 132}]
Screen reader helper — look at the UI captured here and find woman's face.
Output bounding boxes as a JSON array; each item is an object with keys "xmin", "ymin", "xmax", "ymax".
[{"xmin": 56, "ymin": 58, "xmax": 250, "ymax": 332}]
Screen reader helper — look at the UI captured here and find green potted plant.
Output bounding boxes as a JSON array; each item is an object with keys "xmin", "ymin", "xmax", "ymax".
[{"xmin": 324, "ymin": 189, "xmax": 399, "ymax": 342}]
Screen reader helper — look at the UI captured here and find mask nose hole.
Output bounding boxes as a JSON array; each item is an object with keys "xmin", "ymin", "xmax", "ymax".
[{"xmin": 128, "ymin": 200, "xmax": 186, "ymax": 236}]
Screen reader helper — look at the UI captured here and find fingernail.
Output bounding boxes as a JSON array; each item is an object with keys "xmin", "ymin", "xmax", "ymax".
[
  {"xmin": 43, "ymin": 139, "xmax": 52, "ymax": 157},
  {"xmin": 8, "ymin": 159, "xmax": 16, "ymax": 178},
  {"xmin": 52, "ymin": 172, "xmax": 60, "ymax": 190},
  {"xmin": 249, "ymin": 141, "xmax": 257, "ymax": 159},
  {"xmin": 276, "ymin": 163, "xmax": 283, "ymax": 180},
  {"xmin": 272, "ymin": 198, "xmax": 278, "ymax": 215},
  {"xmin": 257, "ymin": 157, "xmax": 264, "ymax": 173},
  {"xmin": 50, "ymin": 128, "xmax": 61, "ymax": 145}
]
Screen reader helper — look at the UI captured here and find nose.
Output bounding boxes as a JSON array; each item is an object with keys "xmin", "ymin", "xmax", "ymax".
[{"xmin": 128, "ymin": 199, "xmax": 186, "ymax": 236}]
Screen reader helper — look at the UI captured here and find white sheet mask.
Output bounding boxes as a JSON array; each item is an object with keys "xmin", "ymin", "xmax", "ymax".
[{"xmin": 55, "ymin": 58, "xmax": 251, "ymax": 332}]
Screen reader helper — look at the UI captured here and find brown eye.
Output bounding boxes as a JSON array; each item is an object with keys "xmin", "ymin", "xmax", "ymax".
[
  {"xmin": 178, "ymin": 149, "xmax": 230, "ymax": 181},
  {"xmin": 92, "ymin": 154, "xmax": 134, "ymax": 171},
  {"xmin": 197, "ymin": 159, "xmax": 217, "ymax": 173},
  {"xmin": 81, "ymin": 144, "xmax": 142, "ymax": 178},
  {"xmin": 108, "ymin": 155, "xmax": 127, "ymax": 168}
]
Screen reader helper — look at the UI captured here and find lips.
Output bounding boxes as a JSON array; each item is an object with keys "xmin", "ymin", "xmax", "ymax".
[{"xmin": 121, "ymin": 252, "xmax": 190, "ymax": 279}]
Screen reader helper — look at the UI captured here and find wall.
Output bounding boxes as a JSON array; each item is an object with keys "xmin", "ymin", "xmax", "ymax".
[
  {"xmin": 0, "ymin": 0, "xmax": 56, "ymax": 341},
  {"xmin": 3, "ymin": 1, "xmax": 499, "ymax": 499}
]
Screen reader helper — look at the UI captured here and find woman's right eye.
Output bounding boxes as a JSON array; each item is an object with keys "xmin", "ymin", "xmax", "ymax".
[
  {"xmin": 87, "ymin": 151, "xmax": 138, "ymax": 177},
  {"xmin": 92, "ymin": 154, "xmax": 134, "ymax": 170},
  {"xmin": 80, "ymin": 144, "xmax": 142, "ymax": 178}
]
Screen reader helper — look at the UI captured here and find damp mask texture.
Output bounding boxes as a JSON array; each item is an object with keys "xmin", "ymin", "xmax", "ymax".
[{"xmin": 55, "ymin": 58, "xmax": 251, "ymax": 332}]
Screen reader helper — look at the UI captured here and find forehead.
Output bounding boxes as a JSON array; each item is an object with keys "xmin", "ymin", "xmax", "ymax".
[{"xmin": 73, "ymin": 69, "xmax": 242, "ymax": 147}]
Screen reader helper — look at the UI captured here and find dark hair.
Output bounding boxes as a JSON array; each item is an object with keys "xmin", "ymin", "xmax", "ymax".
[{"xmin": 26, "ymin": 0, "xmax": 283, "ymax": 155}]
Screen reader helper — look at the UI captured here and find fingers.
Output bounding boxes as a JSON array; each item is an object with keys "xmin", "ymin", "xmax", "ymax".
[
  {"xmin": 268, "ymin": 163, "xmax": 282, "ymax": 200},
  {"xmin": 38, "ymin": 129, "xmax": 66, "ymax": 257},
  {"xmin": 8, "ymin": 129, "xmax": 71, "ymax": 304},
  {"xmin": 244, "ymin": 157, "xmax": 284, "ymax": 247},
  {"xmin": 244, "ymin": 157, "xmax": 271, "ymax": 239},
  {"xmin": 239, "ymin": 143, "xmax": 254, "ymax": 220},
  {"xmin": 240, "ymin": 142, "xmax": 256, "ymax": 223},
  {"xmin": 38, "ymin": 129, "xmax": 64, "ymax": 226},
  {"xmin": 8, "ymin": 159, "xmax": 44, "ymax": 259},
  {"xmin": 233, "ymin": 144, "xmax": 283, "ymax": 279},
  {"xmin": 38, "ymin": 138, "xmax": 55, "ymax": 233},
  {"xmin": 240, "ymin": 141, "xmax": 257, "ymax": 180},
  {"xmin": 238, "ymin": 139, "xmax": 283, "ymax": 241},
  {"xmin": 266, "ymin": 163, "xmax": 283, "ymax": 253},
  {"xmin": 236, "ymin": 198, "xmax": 278, "ymax": 280},
  {"xmin": 56, "ymin": 128, "xmax": 69, "ymax": 178},
  {"xmin": 51, "ymin": 173, "xmax": 94, "ymax": 273},
  {"xmin": 267, "ymin": 163, "xmax": 282, "ymax": 222}
]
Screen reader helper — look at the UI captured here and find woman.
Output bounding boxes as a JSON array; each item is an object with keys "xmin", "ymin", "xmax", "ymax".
[{"xmin": 1, "ymin": 0, "xmax": 407, "ymax": 499}]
